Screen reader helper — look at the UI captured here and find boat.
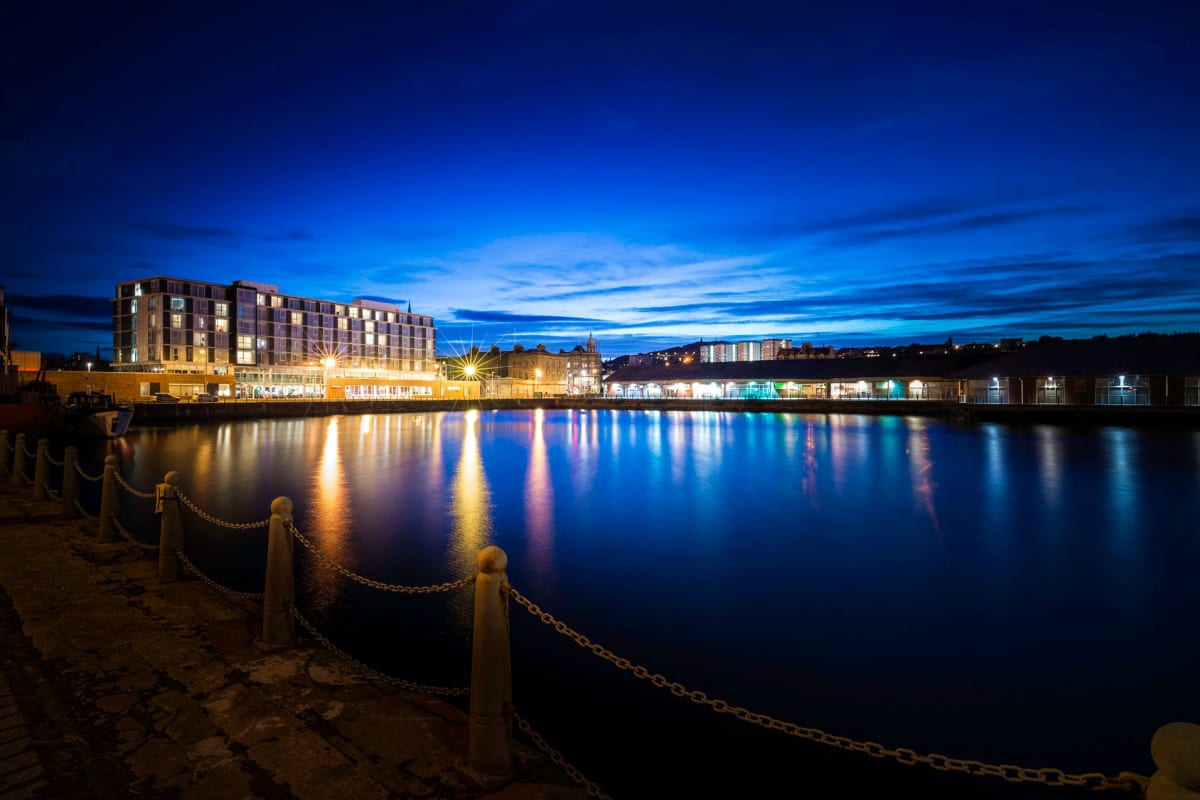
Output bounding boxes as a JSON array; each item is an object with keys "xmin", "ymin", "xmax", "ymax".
[
  {"xmin": 0, "ymin": 370, "xmax": 63, "ymax": 438},
  {"xmin": 64, "ymin": 390, "xmax": 134, "ymax": 437}
]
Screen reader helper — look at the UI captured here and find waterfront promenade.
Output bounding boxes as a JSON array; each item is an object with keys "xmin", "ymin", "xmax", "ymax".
[{"xmin": 0, "ymin": 484, "xmax": 586, "ymax": 800}]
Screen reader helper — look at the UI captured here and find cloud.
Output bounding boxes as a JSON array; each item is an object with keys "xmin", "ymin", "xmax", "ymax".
[
  {"xmin": 1128, "ymin": 213, "xmax": 1200, "ymax": 244},
  {"xmin": 451, "ymin": 309, "xmax": 606, "ymax": 325},
  {"xmin": 133, "ymin": 222, "xmax": 316, "ymax": 247},
  {"xmin": 6, "ymin": 293, "xmax": 110, "ymax": 319}
]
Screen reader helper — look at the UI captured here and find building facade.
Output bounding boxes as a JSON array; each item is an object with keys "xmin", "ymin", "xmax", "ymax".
[
  {"xmin": 111, "ymin": 276, "xmax": 439, "ymax": 399},
  {"xmin": 481, "ymin": 335, "xmax": 602, "ymax": 398}
]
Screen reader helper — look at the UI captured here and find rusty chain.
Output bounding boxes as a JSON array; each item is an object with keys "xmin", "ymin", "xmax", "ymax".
[
  {"xmin": 506, "ymin": 584, "xmax": 1142, "ymax": 795},
  {"xmin": 113, "ymin": 470, "xmax": 156, "ymax": 499},
  {"xmin": 73, "ymin": 496, "xmax": 98, "ymax": 520},
  {"xmin": 174, "ymin": 489, "xmax": 270, "ymax": 530},
  {"xmin": 110, "ymin": 516, "xmax": 159, "ymax": 551},
  {"xmin": 174, "ymin": 547, "xmax": 264, "ymax": 601},
  {"xmin": 285, "ymin": 520, "xmax": 473, "ymax": 594},
  {"xmin": 513, "ymin": 713, "xmax": 613, "ymax": 799},
  {"xmin": 74, "ymin": 461, "xmax": 103, "ymax": 482},
  {"xmin": 286, "ymin": 601, "xmax": 470, "ymax": 697}
]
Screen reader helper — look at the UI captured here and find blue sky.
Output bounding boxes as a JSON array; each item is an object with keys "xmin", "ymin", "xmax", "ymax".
[{"xmin": 3, "ymin": 0, "xmax": 1198, "ymax": 359}]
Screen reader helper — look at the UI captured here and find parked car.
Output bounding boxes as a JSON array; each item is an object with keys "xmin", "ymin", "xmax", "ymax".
[
  {"xmin": 194, "ymin": 393, "xmax": 219, "ymax": 403},
  {"xmin": 153, "ymin": 393, "xmax": 181, "ymax": 403}
]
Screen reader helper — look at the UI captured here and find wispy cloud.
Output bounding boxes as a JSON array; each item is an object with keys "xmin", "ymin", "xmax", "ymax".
[{"xmin": 133, "ymin": 222, "xmax": 316, "ymax": 247}]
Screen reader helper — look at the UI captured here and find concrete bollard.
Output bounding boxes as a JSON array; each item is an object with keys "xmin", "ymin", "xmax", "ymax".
[
  {"xmin": 156, "ymin": 472, "xmax": 184, "ymax": 582},
  {"xmin": 32, "ymin": 439, "xmax": 50, "ymax": 501},
  {"xmin": 60, "ymin": 447, "xmax": 80, "ymax": 516},
  {"xmin": 262, "ymin": 496, "xmax": 295, "ymax": 646},
  {"xmin": 12, "ymin": 433, "xmax": 26, "ymax": 489},
  {"xmin": 468, "ymin": 545, "xmax": 513, "ymax": 776},
  {"xmin": 97, "ymin": 455, "xmax": 121, "ymax": 542},
  {"xmin": 0, "ymin": 430, "xmax": 9, "ymax": 479},
  {"xmin": 1149, "ymin": 722, "xmax": 1200, "ymax": 799}
]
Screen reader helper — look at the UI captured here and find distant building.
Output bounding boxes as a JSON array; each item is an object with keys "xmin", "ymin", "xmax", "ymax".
[
  {"xmin": 761, "ymin": 338, "xmax": 792, "ymax": 360},
  {"xmin": 736, "ymin": 340, "xmax": 762, "ymax": 362},
  {"xmin": 483, "ymin": 334, "xmax": 602, "ymax": 398},
  {"xmin": 110, "ymin": 276, "xmax": 442, "ymax": 400}
]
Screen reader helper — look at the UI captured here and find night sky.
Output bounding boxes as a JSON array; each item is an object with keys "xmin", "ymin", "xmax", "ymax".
[{"xmin": 3, "ymin": 0, "xmax": 1198, "ymax": 359}]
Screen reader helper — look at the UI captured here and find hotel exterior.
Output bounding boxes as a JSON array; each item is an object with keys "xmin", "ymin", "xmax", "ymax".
[{"xmin": 110, "ymin": 277, "xmax": 444, "ymax": 399}]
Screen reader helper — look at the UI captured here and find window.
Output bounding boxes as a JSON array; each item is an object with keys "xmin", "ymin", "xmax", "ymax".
[
  {"xmin": 171, "ymin": 297, "xmax": 186, "ymax": 311},
  {"xmin": 257, "ymin": 294, "xmax": 266, "ymax": 306},
  {"xmin": 271, "ymin": 295, "xmax": 282, "ymax": 308},
  {"xmin": 130, "ymin": 299, "xmax": 138, "ymax": 314},
  {"xmin": 365, "ymin": 320, "xmax": 375, "ymax": 332},
  {"xmin": 338, "ymin": 318, "xmax": 348, "ymax": 330},
  {"xmin": 257, "ymin": 338, "xmax": 267, "ymax": 350},
  {"xmin": 134, "ymin": 284, "xmax": 143, "ymax": 297},
  {"xmin": 291, "ymin": 311, "xmax": 302, "ymax": 325},
  {"xmin": 237, "ymin": 349, "xmax": 254, "ymax": 364},
  {"xmin": 215, "ymin": 302, "xmax": 229, "ymax": 317},
  {"xmin": 171, "ymin": 313, "xmax": 183, "ymax": 328},
  {"xmin": 130, "ymin": 348, "xmax": 138, "ymax": 362},
  {"xmin": 194, "ymin": 332, "xmax": 207, "ymax": 347},
  {"xmin": 214, "ymin": 318, "xmax": 228, "ymax": 332}
]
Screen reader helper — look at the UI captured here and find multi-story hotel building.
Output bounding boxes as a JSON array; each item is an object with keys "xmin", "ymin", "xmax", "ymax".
[{"xmin": 111, "ymin": 276, "xmax": 440, "ymax": 399}]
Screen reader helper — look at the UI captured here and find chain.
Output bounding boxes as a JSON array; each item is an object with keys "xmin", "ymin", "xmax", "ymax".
[
  {"xmin": 74, "ymin": 461, "xmax": 103, "ymax": 482},
  {"xmin": 506, "ymin": 585, "xmax": 1140, "ymax": 795},
  {"xmin": 73, "ymin": 497, "xmax": 98, "ymax": 520},
  {"xmin": 22, "ymin": 443, "xmax": 37, "ymax": 458},
  {"xmin": 286, "ymin": 521, "xmax": 473, "ymax": 594},
  {"xmin": 286, "ymin": 601, "xmax": 469, "ymax": 697},
  {"xmin": 174, "ymin": 547, "xmax": 264, "ymax": 601},
  {"xmin": 513, "ymin": 713, "xmax": 613, "ymax": 799},
  {"xmin": 113, "ymin": 471, "xmax": 156, "ymax": 499},
  {"xmin": 46, "ymin": 453, "xmax": 63, "ymax": 467},
  {"xmin": 110, "ymin": 516, "xmax": 159, "ymax": 551},
  {"xmin": 174, "ymin": 489, "xmax": 270, "ymax": 529}
]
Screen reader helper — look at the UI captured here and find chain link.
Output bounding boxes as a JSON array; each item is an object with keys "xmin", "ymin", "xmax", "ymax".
[
  {"xmin": 286, "ymin": 520, "xmax": 474, "ymax": 594},
  {"xmin": 174, "ymin": 489, "xmax": 270, "ymax": 529},
  {"xmin": 111, "ymin": 516, "xmax": 159, "ymax": 551},
  {"xmin": 74, "ymin": 461, "xmax": 103, "ymax": 482},
  {"xmin": 174, "ymin": 547, "xmax": 264, "ymax": 601},
  {"xmin": 73, "ymin": 496, "xmax": 98, "ymax": 520},
  {"xmin": 113, "ymin": 471, "xmax": 156, "ymax": 499},
  {"xmin": 286, "ymin": 601, "xmax": 469, "ymax": 697},
  {"xmin": 513, "ymin": 713, "xmax": 613, "ymax": 799},
  {"xmin": 506, "ymin": 584, "xmax": 1140, "ymax": 795}
]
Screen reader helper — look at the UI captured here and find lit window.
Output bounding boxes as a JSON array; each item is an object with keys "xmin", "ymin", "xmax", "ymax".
[
  {"xmin": 130, "ymin": 299, "xmax": 138, "ymax": 314},
  {"xmin": 171, "ymin": 313, "xmax": 183, "ymax": 328},
  {"xmin": 214, "ymin": 318, "xmax": 228, "ymax": 332},
  {"xmin": 215, "ymin": 303, "xmax": 229, "ymax": 317},
  {"xmin": 134, "ymin": 284, "xmax": 143, "ymax": 297},
  {"xmin": 171, "ymin": 297, "xmax": 186, "ymax": 311},
  {"xmin": 256, "ymin": 294, "xmax": 266, "ymax": 306}
]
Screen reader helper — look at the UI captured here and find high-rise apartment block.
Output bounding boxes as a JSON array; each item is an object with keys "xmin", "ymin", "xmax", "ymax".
[{"xmin": 111, "ymin": 276, "xmax": 437, "ymax": 398}]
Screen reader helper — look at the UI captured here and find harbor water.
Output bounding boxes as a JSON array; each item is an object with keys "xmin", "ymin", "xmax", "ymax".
[{"xmin": 72, "ymin": 409, "xmax": 1200, "ymax": 799}]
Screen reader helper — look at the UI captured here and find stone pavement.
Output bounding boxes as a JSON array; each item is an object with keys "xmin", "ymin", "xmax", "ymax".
[{"xmin": 0, "ymin": 486, "xmax": 590, "ymax": 800}]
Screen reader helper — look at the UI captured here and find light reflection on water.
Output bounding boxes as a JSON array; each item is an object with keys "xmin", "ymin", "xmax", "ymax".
[{"xmin": 80, "ymin": 410, "xmax": 1200, "ymax": 800}]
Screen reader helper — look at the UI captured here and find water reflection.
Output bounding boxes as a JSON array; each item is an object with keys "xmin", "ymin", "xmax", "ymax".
[
  {"xmin": 524, "ymin": 408, "xmax": 554, "ymax": 580},
  {"xmin": 906, "ymin": 417, "xmax": 940, "ymax": 538},
  {"xmin": 449, "ymin": 409, "xmax": 493, "ymax": 570},
  {"xmin": 304, "ymin": 416, "xmax": 353, "ymax": 609},
  {"xmin": 1035, "ymin": 425, "xmax": 1063, "ymax": 513},
  {"xmin": 801, "ymin": 420, "xmax": 820, "ymax": 509}
]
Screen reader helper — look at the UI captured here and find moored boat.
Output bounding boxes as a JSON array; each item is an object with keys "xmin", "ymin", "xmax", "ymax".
[{"xmin": 64, "ymin": 391, "xmax": 134, "ymax": 437}]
